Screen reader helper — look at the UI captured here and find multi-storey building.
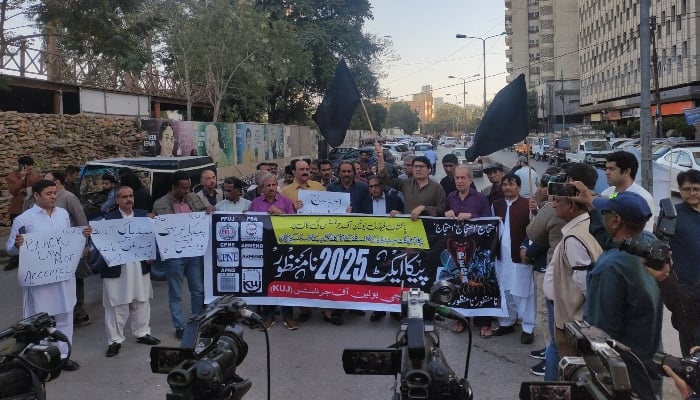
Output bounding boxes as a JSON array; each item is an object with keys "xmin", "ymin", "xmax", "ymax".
[
  {"xmin": 505, "ymin": 0, "xmax": 579, "ymax": 89},
  {"xmin": 579, "ymin": 0, "xmax": 700, "ymax": 124},
  {"xmin": 409, "ymin": 85, "xmax": 434, "ymax": 123}
]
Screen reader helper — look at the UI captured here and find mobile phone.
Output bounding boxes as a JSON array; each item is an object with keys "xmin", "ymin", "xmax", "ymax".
[{"xmin": 548, "ymin": 182, "xmax": 578, "ymax": 197}]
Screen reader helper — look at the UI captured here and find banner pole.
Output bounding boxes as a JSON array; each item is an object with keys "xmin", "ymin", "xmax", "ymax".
[{"xmin": 359, "ymin": 99, "xmax": 376, "ymax": 138}]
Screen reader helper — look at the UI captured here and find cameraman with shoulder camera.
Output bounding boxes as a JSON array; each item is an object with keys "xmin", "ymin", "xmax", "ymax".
[{"xmin": 570, "ymin": 184, "xmax": 664, "ymax": 399}]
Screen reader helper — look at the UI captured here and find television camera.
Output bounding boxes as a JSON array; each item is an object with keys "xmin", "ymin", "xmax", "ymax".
[
  {"xmin": 620, "ymin": 197, "xmax": 676, "ymax": 270},
  {"xmin": 150, "ymin": 295, "xmax": 261, "ymax": 400},
  {"xmin": 0, "ymin": 313, "xmax": 68, "ymax": 400},
  {"xmin": 343, "ymin": 281, "xmax": 473, "ymax": 400}
]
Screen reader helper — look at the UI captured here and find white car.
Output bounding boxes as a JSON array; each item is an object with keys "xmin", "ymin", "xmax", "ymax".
[
  {"xmin": 655, "ymin": 146, "xmax": 700, "ymax": 192},
  {"xmin": 439, "ymin": 137, "xmax": 456, "ymax": 147},
  {"xmin": 413, "ymin": 143, "xmax": 433, "ymax": 157}
]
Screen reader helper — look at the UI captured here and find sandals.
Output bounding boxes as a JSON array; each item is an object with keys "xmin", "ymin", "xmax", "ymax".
[
  {"xmin": 480, "ymin": 326, "xmax": 493, "ymax": 338},
  {"xmin": 452, "ymin": 321, "xmax": 466, "ymax": 333},
  {"xmin": 322, "ymin": 312, "xmax": 344, "ymax": 326}
]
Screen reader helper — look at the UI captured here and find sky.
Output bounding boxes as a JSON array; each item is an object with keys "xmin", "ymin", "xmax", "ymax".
[{"xmin": 363, "ymin": 0, "xmax": 507, "ymax": 106}]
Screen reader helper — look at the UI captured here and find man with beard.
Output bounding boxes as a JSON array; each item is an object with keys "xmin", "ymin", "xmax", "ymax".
[
  {"xmin": 249, "ymin": 173, "xmax": 297, "ymax": 330},
  {"xmin": 315, "ymin": 159, "xmax": 338, "ymax": 187},
  {"xmin": 5, "ymin": 156, "xmax": 42, "ymax": 271},
  {"xmin": 100, "ymin": 172, "xmax": 119, "ymax": 215},
  {"xmin": 492, "ymin": 174, "xmax": 537, "ymax": 345},
  {"xmin": 482, "ymin": 162, "xmax": 507, "ymax": 205},
  {"xmin": 198, "ymin": 169, "xmax": 223, "ymax": 206},
  {"xmin": 278, "ymin": 164, "xmax": 295, "ymax": 190},
  {"xmin": 101, "ymin": 186, "xmax": 160, "ymax": 357},
  {"xmin": 327, "ymin": 161, "xmax": 371, "ymax": 214}
]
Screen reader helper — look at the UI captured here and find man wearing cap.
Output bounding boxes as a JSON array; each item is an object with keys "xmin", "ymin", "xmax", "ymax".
[
  {"xmin": 514, "ymin": 155, "xmax": 539, "ymax": 199},
  {"xmin": 572, "ymin": 186, "xmax": 663, "ymax": 399},
  {"xmin": 482, "ymin": 162, "xmax": 506, "ymax": 205}
]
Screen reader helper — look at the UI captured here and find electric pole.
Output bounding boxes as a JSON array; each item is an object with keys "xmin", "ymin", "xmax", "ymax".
[
  {"xmin": 640, "ymin": 0, "xmax": 653, "ymax": 194},
  {"xmin": 650, "ymin": 16, "xmax": 663, "ymax": 139},
  {"xmin": 560, "ymin": 71, "xmax": 566, "ymax": 132}
]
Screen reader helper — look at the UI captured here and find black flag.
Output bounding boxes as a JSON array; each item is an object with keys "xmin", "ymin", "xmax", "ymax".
[
  {"xmin": 312, "ymin": 59, "xmax": 361, "ymax": 148},
  {"xmin": 464, "ymin": 74, "xmax": 529, "ymax": 161}
]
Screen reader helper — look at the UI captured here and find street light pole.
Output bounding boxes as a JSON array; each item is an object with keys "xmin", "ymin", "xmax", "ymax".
[
  {"xmin": 456, "ymin": 32, "xmax": 507, "ymax": 111},
  {"xmin": 449, "ymin": 75, "xmax": 477, "ymax": 138}
]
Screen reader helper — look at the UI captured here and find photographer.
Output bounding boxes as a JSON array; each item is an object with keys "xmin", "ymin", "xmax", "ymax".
[
  {"xmin": 570, "ymin": 183, "xmax": 664, "ymax": 399},
  {"xmin": 665, "ymin": 346, "xmax": 700, "ymax": 400},
  {"xmin": 668, "ymin": 169, "xmax": 700, "ymax": 355}
]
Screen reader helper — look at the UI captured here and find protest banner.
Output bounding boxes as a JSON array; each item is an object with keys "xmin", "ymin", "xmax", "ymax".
[
  {"xmin": 297, "ymin": 190, "xmax": 350, "ymax": 214},
  {"xmin": 90, "ymin": 217, "xmax": 157, "ymax": 266},
  {"xmin": 204, "ymin": 213, "xmax": 506, "ymax": 317},
  {"xmin": 18, "ymin": 227, "xmax": 86, "ymax": 287},
  {"xmin": 154, "ymin": 212, "xmax": 210, "ymax": 260}
]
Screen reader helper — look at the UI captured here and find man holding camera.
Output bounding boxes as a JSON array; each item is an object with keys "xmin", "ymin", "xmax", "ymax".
[{"xmin": 571, "ymin": 186, "xmax": 663, "ymax": 398}]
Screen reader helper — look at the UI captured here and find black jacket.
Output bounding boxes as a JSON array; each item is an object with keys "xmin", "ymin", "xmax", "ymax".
[{"xmin": 98, "ymin": 208, "xmax": 151, "ymax": 279}]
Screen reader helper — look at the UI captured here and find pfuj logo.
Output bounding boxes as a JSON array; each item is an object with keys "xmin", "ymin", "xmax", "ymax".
[{"xmin": 216, "ymin": 222, "xmax": 239, "ymax": 241}]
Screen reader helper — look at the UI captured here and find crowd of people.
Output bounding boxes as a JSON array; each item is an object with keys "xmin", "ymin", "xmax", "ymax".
[{"xmin": 4, "ymin": 147, "xmax": 700, "ymax": 399}]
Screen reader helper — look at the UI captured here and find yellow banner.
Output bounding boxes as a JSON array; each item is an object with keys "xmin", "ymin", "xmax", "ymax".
[{"xmin": 270, "ymin": 215, "xmax": 429, "ymax": 249}]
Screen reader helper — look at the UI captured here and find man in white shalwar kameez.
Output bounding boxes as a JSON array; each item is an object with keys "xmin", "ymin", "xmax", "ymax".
[
  {"xmin": 491, "ymin": 174, "xmax": 537, "ymax": 344},
  {"xmin": 100, "ymin": 186, "xmax": 160, "ymax": 357},
  {"xmin": 5, "ymin": 179, "xmax": 91, "ymax": 371}
]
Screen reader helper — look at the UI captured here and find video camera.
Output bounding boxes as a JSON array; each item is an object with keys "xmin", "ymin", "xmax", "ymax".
[
  {"xmin": 0, "ymin": 313, "xmax": 67, "ymax": 400},
  {"xmin": 654, "ymin": 350, "xmax": 700, "ymax": 394},
  {"xmin": 620, "ymin": 197, "xmax": 676, "ymax": 270},
  {"xmin": 343, "ymin": 282, "xmax": 473, "ymax": 400},
  {"xmin": 520, "ymin": 320, "xmax": 632, "ymax": 400},
  {"xmin": 150, "ymin": 295, "xmax": 259, "ymax": 400}
]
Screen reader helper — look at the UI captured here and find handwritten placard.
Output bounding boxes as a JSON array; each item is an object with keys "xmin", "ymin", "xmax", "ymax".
[
  {"xmin": 18, "ymin": 227, "xmax": 85, "ymax": 287},
  {"xmin": 298, "ymin": 190, "xmax": 350, "ymax": 214},
  {"xmin": 90, "ymin": 218, "xmax": 157, "ymax": 266},
  {"xmin": 154, "ymin": 212, "xmax": 210, "ymax": 260}
]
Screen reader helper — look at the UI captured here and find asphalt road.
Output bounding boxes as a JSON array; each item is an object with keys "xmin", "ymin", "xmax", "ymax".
[{"xmin": 0, "ymin": 146, "xmax": 681, "ymax": 400}]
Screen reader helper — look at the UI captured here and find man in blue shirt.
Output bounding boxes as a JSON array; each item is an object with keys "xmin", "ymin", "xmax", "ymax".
[{"xmin": 424, "ymin": 146, "xmax": 438, "ymax": 176}]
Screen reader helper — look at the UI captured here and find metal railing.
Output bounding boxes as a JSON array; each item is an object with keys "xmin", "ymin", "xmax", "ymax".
[{"xmin": 1, "ymin": 40, "xmax": 208, "ymax": 102}]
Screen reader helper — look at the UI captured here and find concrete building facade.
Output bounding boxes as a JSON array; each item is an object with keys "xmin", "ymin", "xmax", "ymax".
[
  {"xmin": 578, "ymin": 0, "xmax": 700, "ymax": 123},
  {"xmin": 409, "ymin": 85, "xmax": 434, "ymax": 123},
  {"xmin": 505, "ymin": 0, "xmax": 580, "ymax": 90}
]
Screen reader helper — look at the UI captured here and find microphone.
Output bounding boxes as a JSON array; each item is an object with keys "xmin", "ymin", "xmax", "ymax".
[
  {"xmin": 425, "ymin": 302, "xmax": 464, "ymax": 322},
  {"xmin": 238, "ymin": 308, "xmax": 262, "ymax": 322},
  {"xmin": 47, "ymin": 327, "xmax": 69, "ymax": 343}
]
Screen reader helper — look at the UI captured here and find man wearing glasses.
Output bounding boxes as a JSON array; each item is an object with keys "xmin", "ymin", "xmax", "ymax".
[{"xmin": 669, "ymin": 169, "xmax": 700, "ymax": 355}]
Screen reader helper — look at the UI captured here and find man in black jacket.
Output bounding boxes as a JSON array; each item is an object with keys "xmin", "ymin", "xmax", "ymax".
[{"xmin": 100, "ymin": 186, "xmax": 160, "ymax": 357}]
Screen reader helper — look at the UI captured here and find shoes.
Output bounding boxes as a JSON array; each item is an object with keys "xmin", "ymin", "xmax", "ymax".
[
  {"xmin": 3, "ymin": 263, "xmax": 18, "ymax": 271},
  {"xmin": 106, "ymin": 342, "xmax": 121, "ymax": 357},
  {"xmin": 322, "ymin": 312, "xmax": 344, "ymax": 326},
  {"xmin": 261, "ymin": 317, "xmax": 275, "ymax": 331},
  {"xmin": 529, "ymin": 360, "xmax": 546, "ymax": 376},
  {"xmin": 521, "ymin": 332, "xmax": 535, "ymax": 344},
  {"xmin": 480, "ymin": 326, "xmax": 493, "ymax": 338},
  {"xmin": 283, "ymin": 317, "xmax": 299, "ymax": 330},
  {"xmin": 370, "ymin": 311, "xmax": 386, "ymax": 321},
  {"xmin": 530, "ymin": 348, "xmax": 546, "ymax": 360},
  {"xmin": 62, "ymin": 359, "xmax": 81, "ymax": 371},
  {"xmin": 73, "ymin": 314, "xmax": 91, "ymax": 328},
  {"xmin": 349, "ymin": 310, "xmax": 366, "ymax": 316},
  {"xmin": 136, "ymin": 334, "xmax": 161, "ymax": 345},
  {"xmin": 175, "ymin": 328, "xmax": 184, "ymax": 340},
  {"xmin": 492, "ymin": 325, "xmax": 516, "ymax": 336},
  {"xmin": 298, "ymin": 309, "xmax": 312, "ymax": 322},
  {"xmin": 452, "ymin": 321, "xmax": 466, "ymax": 334}
]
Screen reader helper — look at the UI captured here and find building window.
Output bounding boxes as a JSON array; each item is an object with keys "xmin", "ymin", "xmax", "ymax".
[
  {"xmin": 678, "ymin": 56, "xmax": 683, "ymax": 72},
  {"xmin": 683, "ymin": 41, "xmax": 688, "ymax": 58},
  {"xmin": 677, "ymin": 16, "xmax": 681, "ymax": 31}
]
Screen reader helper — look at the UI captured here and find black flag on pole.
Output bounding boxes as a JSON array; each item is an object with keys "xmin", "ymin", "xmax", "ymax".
[
  {"xmin": 312, "ymin": 59, "xmax": 361, "ymax": 148},
  {"xmin": 464, "ymin": 74, "xmax": 529, "ymax": 161}
]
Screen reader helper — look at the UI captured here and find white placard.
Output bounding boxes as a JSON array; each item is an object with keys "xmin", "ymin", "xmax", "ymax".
[
  {"xmin": 18, "ymin": 227, "xmax": 85, "ymax": 287},
  {"xmin": 154, "ymin": 212, "xmax": 210, "ymax": 260},
  {"xmin": 297, "ymin": 190, "xmax": 350, "ymax": 214},
  {"xmin": 90, "ymin": 217, "xmax": 157, "ymax": 266}
]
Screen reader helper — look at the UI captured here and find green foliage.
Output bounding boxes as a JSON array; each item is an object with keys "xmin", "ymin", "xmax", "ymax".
[
  {"xmin": 661, "ymin": 115, "xmax": 696, "ymax": 138},
  {"xmin": 386, "ymin": 102, "xmax": 419, "ymax": 134},
  {"xmin": 348, "ymin": 101, "xmax": 387, "ymax": 132}
]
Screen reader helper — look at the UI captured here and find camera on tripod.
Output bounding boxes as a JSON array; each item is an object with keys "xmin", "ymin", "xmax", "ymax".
[
  {"xmin": 0, "ymin": 313, "xmax": 66, "ymax": 400},
  {"xmin": 343, "ymin": 281, "xmax": 473, "ymax": 400},
  {"xmin": 150, "ymin": 295, "xmax": 258, "ymax": 400},
  {"xmin": 619, "ymin": 197, "xmax": 676, "ymax": 270}
]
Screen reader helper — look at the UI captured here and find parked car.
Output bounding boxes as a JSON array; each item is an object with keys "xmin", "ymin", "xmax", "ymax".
[
  {"xmin": 329, "ymin": 146, "xmax": 396, "ymax": 171},
  {"xmin": 451, "ymin": 148, "xmax": 484, "ymax": 177},
  {"xmin": 78, "ymin": 156, "xmax": 216, "ymax": 220},
  {"xmin": 439, "ymin": 137, "xmax": 456, "ymax": 147},
  {"xmin": 382, "ymin": 142, "xmax": 411, "ymax": 165},
  {"xmin": 655, "ymin": 146, "xmax": 700, "ymax": 192}
]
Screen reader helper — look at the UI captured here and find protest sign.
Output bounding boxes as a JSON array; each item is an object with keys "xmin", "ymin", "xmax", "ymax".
[
  {"xmin": 18, "ymin": 227, "xmax": 85, "ymax": 286},
  {"xmin": 297, "ymin": 190, "xmax": 350, "ymax": 214},
  {"xmin": 90, "ymin": 217, "xmax": 157, "ymax": 266},
  {"xmin": 204, "ymin": 213, "xmax": 506, "ymax": 317},
  {"xmin": 154, "ymin": 212, "xmax": 210, "ymax": 260}
]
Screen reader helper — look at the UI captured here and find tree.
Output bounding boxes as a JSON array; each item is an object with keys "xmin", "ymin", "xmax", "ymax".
[
  {"xmin": 348, "ymin": 101, "xmax": 387, "ymax": 132},
  {"xmin": 662, "ymin": 115, "xmax": 696, "ymax": 139},
  {"xmin": 256, "ymin": 0, "xmax": 383, "ymax": 124},
  {"xmin": 386, "ymin": 102, "xmax": 419, "ymax": 134}
]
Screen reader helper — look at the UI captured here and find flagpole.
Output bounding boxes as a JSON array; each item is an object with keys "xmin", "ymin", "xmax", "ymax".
[{"xmin": 359, "ymin": 99, "xmax": 376, "ymax": 137}]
